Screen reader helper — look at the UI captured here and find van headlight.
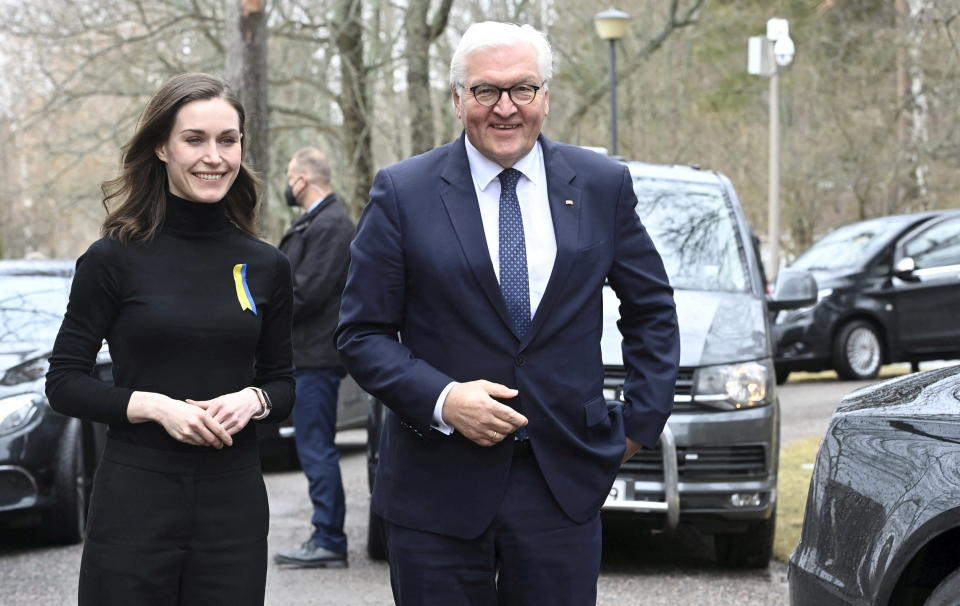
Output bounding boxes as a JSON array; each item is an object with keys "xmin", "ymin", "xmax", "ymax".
[
  {"xmin": 0, "ymin": 393, "xmax": 41, "ymax": 436},
  {"xmin": 693, "ymin": 359, "xmax": 773, "ymax": 410}
]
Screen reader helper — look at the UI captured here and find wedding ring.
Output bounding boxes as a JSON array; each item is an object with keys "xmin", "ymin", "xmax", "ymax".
[{"xmin": 491, "ymin": 430, "xmax": 500, "ymax": 440}]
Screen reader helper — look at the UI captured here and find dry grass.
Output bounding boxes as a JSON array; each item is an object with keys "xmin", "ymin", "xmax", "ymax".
[{"xmin": 774, "ymin": 435, "xmax": 822, "ymax": 563}]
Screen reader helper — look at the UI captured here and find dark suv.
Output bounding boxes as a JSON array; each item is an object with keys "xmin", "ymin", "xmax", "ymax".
[
  {"xmin": 774, "ymin": 210, "xmax": 960, "ymax": 382},
  {"xmin": 366, "ymin": 162, "xmax": 816, "ymax": 568}
]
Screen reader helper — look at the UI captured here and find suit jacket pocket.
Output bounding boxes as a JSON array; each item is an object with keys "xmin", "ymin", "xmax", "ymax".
[{"xmin": 584, "ymin": 395, "xmax": 622, "ymax": 427}]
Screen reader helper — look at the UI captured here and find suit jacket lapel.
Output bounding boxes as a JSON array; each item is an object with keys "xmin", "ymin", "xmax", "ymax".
[
  {"xmin": 522, "ymin": 135, "xmax": 581, "ymax": 349},
  {"xmin": 439, "ymin": 134, "xmax": 516, "ymax": 334}
]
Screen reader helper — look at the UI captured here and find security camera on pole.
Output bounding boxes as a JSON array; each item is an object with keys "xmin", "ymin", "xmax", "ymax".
[{"xmin": 748, "ymin": 18, "xmax": 795, "ymax": 279}]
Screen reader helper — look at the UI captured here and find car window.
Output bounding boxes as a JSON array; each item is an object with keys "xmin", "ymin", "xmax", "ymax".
[
  {"xmin": 791, "ymin": 216, "xmax": 915, "ymax": 271},
  {"xmin": 0, "ymin": 275, "xmax": 72, "ymax": 348},
  {"xmin": 904, "ymin": 216, "xmax": 960, "ymax": 270},
  {"xmin": 632, "ymin": 178, "xmax": 749, "ymax": 293},
  {"xmin": 868, "ymin": 248, "xmax": 894, "ymax": 277}
]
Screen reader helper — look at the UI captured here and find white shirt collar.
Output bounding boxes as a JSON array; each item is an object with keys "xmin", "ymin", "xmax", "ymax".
[
  {"xmin": 306, "ymin": 193, "xmax": 332, "ymax": 214},
  {"xmin": 464, "ymin": 135, "xmax": 542, "ymax": 192}
]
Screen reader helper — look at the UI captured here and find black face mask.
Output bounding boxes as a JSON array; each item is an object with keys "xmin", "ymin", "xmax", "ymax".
[{"xmin": 284, "ymin": 182, "xmax": 299, "ymax": 208}]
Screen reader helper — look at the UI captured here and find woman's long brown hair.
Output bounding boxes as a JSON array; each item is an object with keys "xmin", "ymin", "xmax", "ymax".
[{"xmin": 101, "ymin": 73, "xmax": 261, "ymax": 242}]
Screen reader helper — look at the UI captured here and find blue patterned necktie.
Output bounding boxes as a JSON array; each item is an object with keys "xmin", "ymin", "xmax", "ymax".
[
  {"xmin": 498, "ymin": 168, "xmax": 531, "ymax": 442},
  {"xmin": 498, "ymin": 168, "xmax": 531, "ymax": 337}
]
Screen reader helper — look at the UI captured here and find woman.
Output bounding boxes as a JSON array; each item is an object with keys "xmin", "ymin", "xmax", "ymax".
[{"xmin": 46, "ymin": 73, "xmax": 294, "ymax": 606}]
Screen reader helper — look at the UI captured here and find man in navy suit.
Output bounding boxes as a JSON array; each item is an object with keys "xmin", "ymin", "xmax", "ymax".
[{"xmin": 336, "ymin": 21, "xmax": 679, "ymax": 606}]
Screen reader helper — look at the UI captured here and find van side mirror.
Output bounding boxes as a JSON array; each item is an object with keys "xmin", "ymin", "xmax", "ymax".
[
  {"xmin": 894, "ymin": 257, "xmax": 919, "ymax": 281},
  {"xmin": 767, "ymin": 270, "xmax": 818, "ymax": 312}
]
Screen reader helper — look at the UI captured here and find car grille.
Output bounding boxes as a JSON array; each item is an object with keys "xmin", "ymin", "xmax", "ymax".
[
  {"xmin": 605, "ymin": 366, "xmax": 698, "ymax": 411},
  {"xmin": 621, "ymin": 444, "xmax": 767, "ymax": 481},
  {"xmin": 673, "ymin": 368, "xmax": 695, "ymax": 411}
]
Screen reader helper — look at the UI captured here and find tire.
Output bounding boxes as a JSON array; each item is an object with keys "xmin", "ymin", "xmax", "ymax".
[
  {"xmin": 42, "ymin": 420, "xmax": 90, "ymax": 545},
  {"xmin": 926, "ymin": 568, "xmax": 960, "ymax": 606},
  {"xmin": 714, "ymin": 508, "xmax": 775, "ymax": 569},
  {"xmin": 367, "ymin": 508, "xmax": 388, "ymax": 561},
  {"xmin": 775, "ymin": 366, "xmax": 790, "ymax": 385},
  {"xmin": 833, "ymin": 320, "xmax": 882, "ymax": 380}
]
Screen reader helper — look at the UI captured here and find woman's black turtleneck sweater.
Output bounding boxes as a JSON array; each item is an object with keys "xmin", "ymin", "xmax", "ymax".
[{"xmin": 46, "ymin": 192, "xmax": 295, "ymax": 453}]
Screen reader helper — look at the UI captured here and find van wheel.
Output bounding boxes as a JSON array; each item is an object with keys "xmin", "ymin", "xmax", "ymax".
[
  {"xmin": 833, "ymin": 320, "xmax": 882, "ymax": 380},
  {"xmin": 926, "ymin": 567, "xmax": 960, "ymax": 605},
  {"xmin": 42, "ymin": 420, "xmax": 90, "ymax": 545},
  {"xmin": 367, "ymin": 509, "xmax": 388, "ymax": 561},
  {"xmin": 714, "ymin": 508, "xmax": 775, "ymax": 569}
]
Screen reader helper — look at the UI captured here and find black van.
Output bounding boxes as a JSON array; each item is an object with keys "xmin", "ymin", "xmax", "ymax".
[{"xmin": 774, "ymin": 210, "xmax": 960, "ymax": 382}]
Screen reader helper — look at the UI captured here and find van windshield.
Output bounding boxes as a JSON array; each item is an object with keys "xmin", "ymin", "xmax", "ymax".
[
  {"xmin": 791, "ymin": 216, "xmax": 913, "ymax": 271},
  {"xmin": 633, "ymin": 178, "xmax": 749, "ymax": 293}
]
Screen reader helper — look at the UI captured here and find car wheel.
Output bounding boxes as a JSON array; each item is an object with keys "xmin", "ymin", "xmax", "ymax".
[
  {"xmin": 775, "ymin": 366, "xmax": 790, "ymax": 385},
  {"xmin": 367, "ymin": 508, "xmax": 388, "ymax": 561},
  {"xmin": 833, "ymin": 320, "xmax": 882, "ymax": 380},
  {"xmin": 42, "ymin": 419, "xmax": 90, "ymax": 545},
  {"xmin": 714, "ymin": 508, "xmax": 775, "ymax": 569},
  {"xmin": 926, "ymin": 567, "xmax": 960, "ymax": 606}
]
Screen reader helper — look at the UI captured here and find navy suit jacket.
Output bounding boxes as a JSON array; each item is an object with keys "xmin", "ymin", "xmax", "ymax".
[{"xmin": 336, "ymin": 134, "xmax": 679, "ymax": 539}]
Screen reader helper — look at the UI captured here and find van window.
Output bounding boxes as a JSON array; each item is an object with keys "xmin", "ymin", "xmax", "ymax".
[{"xmin": 633, "ymin": 178, "xmax": 748, "ymax": 293}]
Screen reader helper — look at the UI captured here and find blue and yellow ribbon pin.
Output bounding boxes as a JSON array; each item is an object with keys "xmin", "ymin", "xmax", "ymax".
[{"xmin": 233, "ymin": 264, "xmax": 258, "ymax": 315}]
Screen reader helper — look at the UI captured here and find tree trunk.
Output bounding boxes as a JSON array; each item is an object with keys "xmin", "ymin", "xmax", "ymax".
[
  {"xmin": 334, "ymin": 0, "xmax": 373, "ymax": 215},
  {"xmin": 404, "ymin": 0, "xmax": 454, "ymax": 156},
  {"xmin": 892, "ymin": 0, "xmax": 908, "ymax": 213},
  {"xmin": 904, "ymin": 0, "xmax": 931, "ymax": 209},
  {"xmin": 225, "ymin": 0, "xmax": 270, "ymax": 190}
]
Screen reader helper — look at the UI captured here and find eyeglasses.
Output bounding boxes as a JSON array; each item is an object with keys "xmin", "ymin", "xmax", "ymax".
[{"xmin": 467, "ymin": 83, "xmax": 542, "ymax": 107}]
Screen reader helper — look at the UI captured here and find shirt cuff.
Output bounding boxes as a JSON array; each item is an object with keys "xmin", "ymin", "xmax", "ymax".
[{"xmin": 432, "ymin": 382, "xmax": 457, "ymax": 435}]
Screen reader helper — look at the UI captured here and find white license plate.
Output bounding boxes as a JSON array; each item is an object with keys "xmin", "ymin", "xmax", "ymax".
[{"xmin": 606, "ymin": 479, "xmax": 627, "ymax": 503}]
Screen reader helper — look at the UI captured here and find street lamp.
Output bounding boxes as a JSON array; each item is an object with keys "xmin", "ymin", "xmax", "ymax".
[
  {"xmin": 748, "ymin": 18, "xmax": 795, "ymax": 279},
  {"xmin": 594, "ymin": 8, "xmax": 631, "ymax": 157}
]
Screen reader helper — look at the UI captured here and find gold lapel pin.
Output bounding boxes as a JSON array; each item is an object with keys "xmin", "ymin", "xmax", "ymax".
[{"xmin": 565, "ymin": 200, "xmax": 574, "ymax": 206}]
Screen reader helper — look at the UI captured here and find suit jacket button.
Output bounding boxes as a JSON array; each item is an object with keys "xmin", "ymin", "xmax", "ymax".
[{"xmin": 515, "ymin": 356, "xmax": 526, "ymax": 367}]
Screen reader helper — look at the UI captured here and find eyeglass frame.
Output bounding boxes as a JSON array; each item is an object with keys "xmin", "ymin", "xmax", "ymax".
[{"xmin": 463, "ymin": 82, "xmax": 544, "ymax": 107}]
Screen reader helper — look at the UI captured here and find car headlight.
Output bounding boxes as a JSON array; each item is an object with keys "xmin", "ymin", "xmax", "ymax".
[
  {"xmin": 775, "ymin": 288, "xmax": 834, "ymax": 324},
  {"xmin": 1, "ymin": 355, "xmax": 50, "ymax": 386},
  {"xmin": 693, "ymin": 359, "xmax": 774, "ymax": 410},
  {"xmin": 0, "ymin": 393, "xmax": 41, "ymax": 436}
]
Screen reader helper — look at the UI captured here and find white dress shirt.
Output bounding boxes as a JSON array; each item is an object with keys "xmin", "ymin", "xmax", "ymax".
[{"xmin": 432, "ymin": 138, "xmax": 557, "ymax": 433}]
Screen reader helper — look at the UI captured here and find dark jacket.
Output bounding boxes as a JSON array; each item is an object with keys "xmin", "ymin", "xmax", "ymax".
[
  {"xmin": 279, "ymin": 193, "xmax": 355, "ymax": 369},
  {"xmin": 336, "ymin": 135, "xmax": 679, "ymax": 538}
]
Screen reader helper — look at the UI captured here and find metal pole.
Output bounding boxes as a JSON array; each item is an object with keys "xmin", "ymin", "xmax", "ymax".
[
  {"xmin": 768, "ymin": 69, "xmax": 780, "ymax": 278},
  {"xmin": 609, "ymin": 38, "xmax": 618, "ymax": 157}
]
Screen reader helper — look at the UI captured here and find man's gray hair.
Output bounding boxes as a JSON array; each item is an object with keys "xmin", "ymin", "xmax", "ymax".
[
  {"xmin": 291, "ymin": 147, "xmax": 332, "ymax": 186},
  {"xmin": 449, "ymin": 22, "xmax": 553, "ymax": 90}
]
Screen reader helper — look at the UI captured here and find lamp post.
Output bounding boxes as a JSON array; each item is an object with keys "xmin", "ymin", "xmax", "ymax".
[
  {"xmin": 748, "ymin": 18, "xmax": 795, "ymax": 278},
  {"xmin": 594, "ymin": 8, "xmax": 631, "ymax": 157}
]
